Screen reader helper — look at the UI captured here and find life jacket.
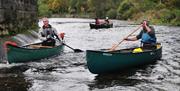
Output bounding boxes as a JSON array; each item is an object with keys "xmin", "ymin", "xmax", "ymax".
[
  {"xmin": 43, "ymin": 24, "xmax": 52, "ymax": 29},
  {"xmin": 141, "ymin": 32, "xmax": 156, "ymax": 44},
  {"xmin": 42, "ymin": 24, "xmax": 55, "ymax": 39},
  {"xmin": 95, "ymin": 19, "xmax": 100, "ymax": 25}
]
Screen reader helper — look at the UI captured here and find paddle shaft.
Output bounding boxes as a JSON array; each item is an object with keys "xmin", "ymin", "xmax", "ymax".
[
  {"xmin": 54, "ymin": 34, "xmax": 75, "ymax": 49},
  {"xmin": 110, "ymin": 25, "xmax": 142, "ymax": 51},
  {"xmin": 55, "ymin": 33, "xmax": 83, "ymax": 52},
  {"xmin": 54, "ymin": 34, "xmax": 61, "ymax": 42},
  {"xmin": 62, "ymin": 43, "xmax": 75, "ymax": 50}
]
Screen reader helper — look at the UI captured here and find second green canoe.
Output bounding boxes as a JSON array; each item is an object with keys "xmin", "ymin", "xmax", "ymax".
[{"xmin": 86, "ymin": 44, "xmax": 162, "ymax": 74}]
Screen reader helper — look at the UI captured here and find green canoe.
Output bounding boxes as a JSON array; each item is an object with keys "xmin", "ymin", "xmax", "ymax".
[
  {"xmin": 6, "ymin": 43, "xmax": 64, "ymax": 64},
  {"xmin": 86, "ymin": 44, "xmax": 162, "ymax": 74},
  {"xmin": 90, "ymin": 23, "xmax": 113, "ymax": 29}
]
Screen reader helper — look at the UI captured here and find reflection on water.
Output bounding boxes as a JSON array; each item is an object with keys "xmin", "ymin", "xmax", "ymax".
[
  {"xmin": 88, "ymin": 64, "xmax": 157, "ymax": 90},
  {"xmin": 0, "ymin": 18, "xmax": 180, "ymax": 91},
  {"xmin": 0, "ymin": 64, "xmax": 31, "ymax": 91}
]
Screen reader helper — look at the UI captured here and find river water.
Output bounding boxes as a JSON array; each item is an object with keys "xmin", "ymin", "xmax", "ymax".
[{"xmin": 0, "ymin": 18, "xmax": 180, "ymax": 91}]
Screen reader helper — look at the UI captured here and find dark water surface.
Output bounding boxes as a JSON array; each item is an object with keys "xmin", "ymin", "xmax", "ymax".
[{"xmin": 0, "ymin": 18, "xmax": 180, "ymax": 91}]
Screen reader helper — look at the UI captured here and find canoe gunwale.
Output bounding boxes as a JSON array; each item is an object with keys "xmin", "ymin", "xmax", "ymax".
[
  {"xmin": 86, "ymin": 46, "xmax": 162, "ymax": 54},
  {"xmin": 7, "ymin": 43, "xmax": 63, "ymax": 51}
]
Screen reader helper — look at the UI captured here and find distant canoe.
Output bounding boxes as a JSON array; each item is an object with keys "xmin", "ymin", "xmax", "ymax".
[
  {"xmin": 90, "ymin": 23, "xmax": 113, "ymax": 29},
  {"xmin": 86, "ymin": 44, "xmax": 162, "ymax": 74},
  {"xmin": 6, "ymin": 42, "xmax": 64, "ymax": 64}
]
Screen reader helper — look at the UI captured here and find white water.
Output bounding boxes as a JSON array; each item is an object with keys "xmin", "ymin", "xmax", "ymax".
[{"xmin": 0, "ymin": 18, "xmax": 180, "ymax": 91}]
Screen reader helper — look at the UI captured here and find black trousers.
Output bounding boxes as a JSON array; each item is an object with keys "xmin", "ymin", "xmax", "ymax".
[
  {"xmin": 142, "ymin": 43, "xmax": 156, "ymax": 50},
  {"xmin": 42, "ymin": 38, "xmax": 56, "ymax": 46}
]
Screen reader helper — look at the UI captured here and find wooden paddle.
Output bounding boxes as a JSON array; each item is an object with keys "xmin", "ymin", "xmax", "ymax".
[
  {"xmin": 54, "ymin": 33, "xmax": 83, "ymax": 52},
  {"xmin": 109, "ymin": 25, "xmax": 142, "ymax": 51}
]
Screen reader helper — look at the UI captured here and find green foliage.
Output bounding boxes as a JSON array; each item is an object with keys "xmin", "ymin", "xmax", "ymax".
[
  {"xmin": 117, "ymin": 0, "xmax": 133, "ymax": 13},
  {"xmin": 138, "ymin": 0, "xmax": 156, "ymax": 12},
  {"xmin": 155, "ymin": 3, "xmax": 166, "ymax": 10},
  {"xmin": 117, "ymin": 0, "xmax": 139, "ymax": 20},
  {"xmin": 106, "ymin": 9, "xmax": 117, "ymax": 19},
  {"xmin": 37, "ymin": 0, "xmax": 180, "ymax": 26},
  {"xmin": 159, "ymin": 9, "xmax": 176, "ymax": 23},
  {"xmin": 38, "ymin": 0, "xmax": 52, "ymax": 17},
  {"xmin": 170, "ymin": 9, "xmax": 180, "ymax": 26}
]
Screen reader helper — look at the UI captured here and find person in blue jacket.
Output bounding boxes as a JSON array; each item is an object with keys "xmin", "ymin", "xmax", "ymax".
[{"xmin": 125, "ymin": 20, "xmax": 157, "ymax": 49}]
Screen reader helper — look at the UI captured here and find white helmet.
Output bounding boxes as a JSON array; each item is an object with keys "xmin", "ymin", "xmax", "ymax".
[{"xmin": 106, "ymin": 17, "xmax": 109, "ymax": 19}]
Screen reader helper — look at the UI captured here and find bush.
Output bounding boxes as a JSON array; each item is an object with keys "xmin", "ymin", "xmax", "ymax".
[
  {"xmin": 170, "ymin": 9, "xmax": 180, "ymax": 26},
  {"xmin": 38, "ymin": 4, "xmax": 52, "ymax": 17},
  {"xmin": 117, "ymin": 0, "xmax": 134, "ymax": 20},
  {"xmin": 159, "ymin": 9, "xmax": 176, "ymax": 23},
  {"xmin": 139, "ymin": 0, "xmax": 156, "ymax": 12},
  {"xmin": 106, "ymin": 9, "xmax": 117, "ymax": 19},
  {"xmin": 117, "ymin": 0, "xmax": 133, "ymax": 13},
  {"xmin": 155, "ymin": 3, "xmax": 166, "ymax": 10}
]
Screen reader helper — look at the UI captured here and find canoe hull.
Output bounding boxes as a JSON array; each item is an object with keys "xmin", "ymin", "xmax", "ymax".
[
  {"xmin": 90, "ymin": 23, "xmax": 113, "ymax": 29},
  {"xmin": 86, "ymin": 45, "xmax": 162, "ymax": 74},
  {"xmin": 7, "ymin": 44, "xmax": 64, "ymax": 63}
]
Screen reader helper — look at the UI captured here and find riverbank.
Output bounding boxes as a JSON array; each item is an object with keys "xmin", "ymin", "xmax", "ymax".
[
  {"xmin": 38, "ymin": 0, "xmax": 180, "ymax": 26},
  {"xmin": 49, "ymin": 15, "xmax": 179, "ymax": 26}
]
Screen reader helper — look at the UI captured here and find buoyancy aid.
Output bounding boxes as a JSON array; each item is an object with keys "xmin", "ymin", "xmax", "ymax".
[
  {"xmin": 42, "ymin": 24, "xmax": 56, "ymax": 39},
  {"xmin": 141, "ymin": 32, "xmax": 156, "ymax": 44}
]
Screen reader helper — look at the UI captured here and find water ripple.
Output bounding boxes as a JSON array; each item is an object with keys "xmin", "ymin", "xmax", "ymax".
[{"xmin": 1, "ymin": 18, "xmax": 180, "ymax": 91}]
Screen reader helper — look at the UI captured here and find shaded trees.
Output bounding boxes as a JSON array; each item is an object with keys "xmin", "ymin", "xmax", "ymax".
[{"xmin": 38, "ymin": 0, "xmax": 180, "ymax": 25}]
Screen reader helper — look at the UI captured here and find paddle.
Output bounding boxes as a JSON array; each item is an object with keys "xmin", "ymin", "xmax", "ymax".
[
  {"xmin": 109, "ymin": 25, "xmax": 142, "ymax": 51},
  {"xmin": 54, "ymin": 33, "xmax": 83, "ymax": 52},
  {"xmin": 62, "ymin": 43, "xmax": 83, "ymax": 52}
]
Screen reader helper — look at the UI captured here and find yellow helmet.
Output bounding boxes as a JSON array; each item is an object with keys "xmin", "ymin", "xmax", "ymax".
[{"xmin": 133, "ymin": 48, "xmax": 143, "ymax": 53}]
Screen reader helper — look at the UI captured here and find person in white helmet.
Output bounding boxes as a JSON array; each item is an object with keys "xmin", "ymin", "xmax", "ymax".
[
  {"xmin": 104, "ymin": 17, "xmax": 110, "ymax": 24},
  {"xmin": 40, "ymin": 17, "xmax": 59, "ymax": 46}
]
